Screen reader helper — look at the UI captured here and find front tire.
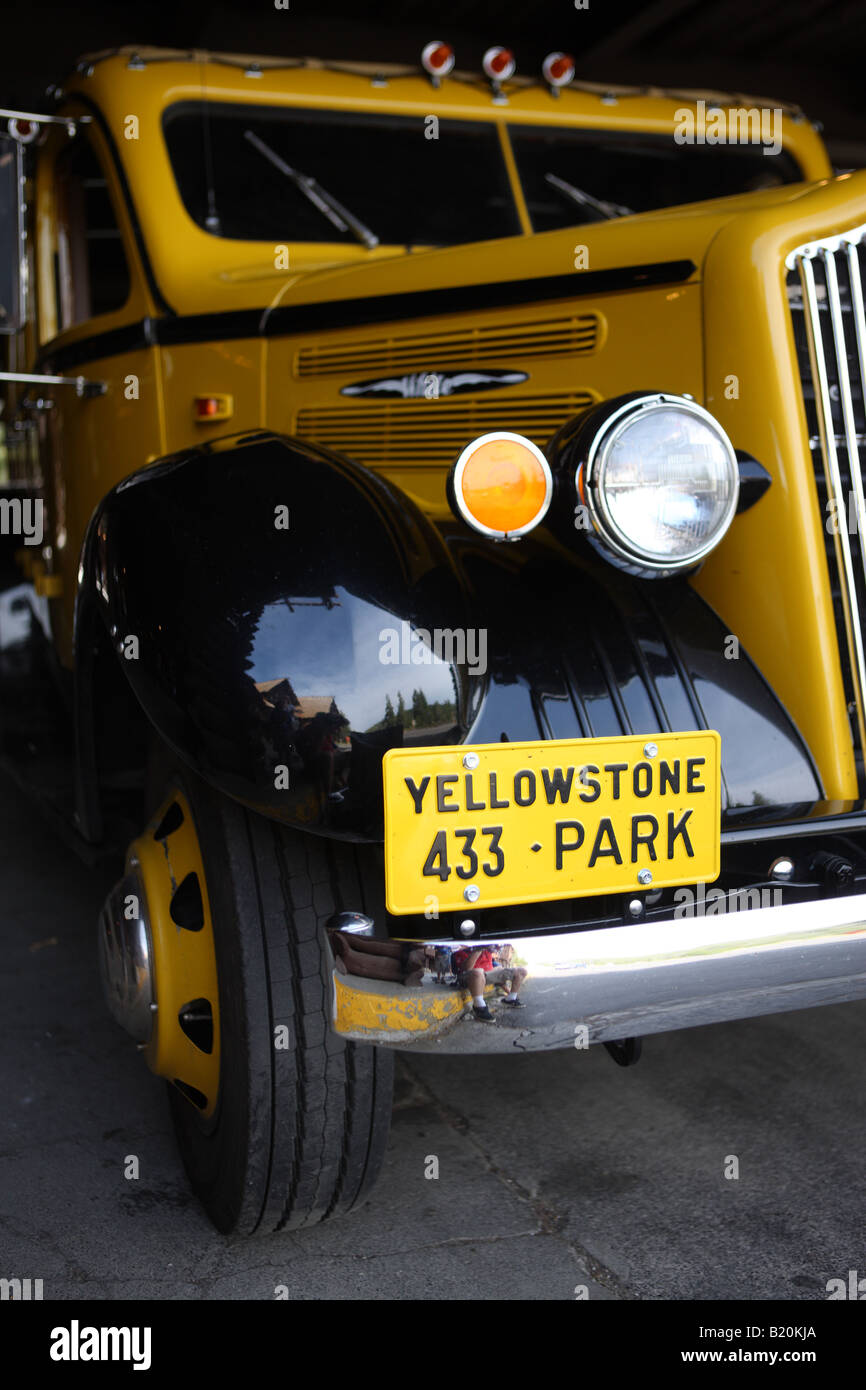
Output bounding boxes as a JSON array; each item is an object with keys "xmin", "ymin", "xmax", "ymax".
[{"xmin": 149, "ymin": 755, "xmax": 393, "ymax": 1235}]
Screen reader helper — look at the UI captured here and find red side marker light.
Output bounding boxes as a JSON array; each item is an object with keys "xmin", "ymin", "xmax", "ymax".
[
  {"xmin": 194, "ymin": 394, "xmax": 233, "ymax": 423},
  {"xmin": 8, "ymin": 117, "xmax": 40, "ymax": 143}
]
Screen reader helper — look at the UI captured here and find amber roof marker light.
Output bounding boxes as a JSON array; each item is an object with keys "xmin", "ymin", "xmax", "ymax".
[
  {"xmin": 542, "ymin": 52, "xmax": 576, "ymax": 96},
  {"xmin": 421, "ymin": 41, "xmax": 455, "ymax": 87},
  {"xmin": 482, "ymin": 46, "xmax": 516, "ymax": 102},
  {"xmin": 449, "ymin": 431, "xmax": 553, "ymax": 541}
]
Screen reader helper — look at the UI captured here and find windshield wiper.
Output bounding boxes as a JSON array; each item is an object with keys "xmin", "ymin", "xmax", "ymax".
[
  {"xmin": 243, "ymin": 129, "xmax": 380, "ymax": 249},
  {"xmin": 544, "ymin": 172, "xmax": 632, "ymax": 221}
]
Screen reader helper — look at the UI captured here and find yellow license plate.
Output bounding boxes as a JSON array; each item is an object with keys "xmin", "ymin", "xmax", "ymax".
[{"xmin": 383, "ymin": 731, "xmax": 721, "ymax": 915}]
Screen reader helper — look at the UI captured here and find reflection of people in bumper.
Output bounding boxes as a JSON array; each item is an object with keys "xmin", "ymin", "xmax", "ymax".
[
  {"xmin": 331, "ymin": 932, "xmax": 427, "ymax": 986},
  {"xmin": 433, "ymin": 947, "xmax": 452, "ymax": 982},
  {"xmin": 453, "ymin": 943, "xmax": 527, "ymax": 1023}
]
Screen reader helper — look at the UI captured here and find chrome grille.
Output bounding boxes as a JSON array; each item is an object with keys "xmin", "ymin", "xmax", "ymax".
[
  {"xmin": 296, "ymin": 391, "xmax": 595, "ymax": 469},
  {"xmin": 294, "ymin": 314, "xmax": 600, "ymax": 377},
  {"xmin": 787, "ymin": 226, "xmax": 866, "ymax": 760}
]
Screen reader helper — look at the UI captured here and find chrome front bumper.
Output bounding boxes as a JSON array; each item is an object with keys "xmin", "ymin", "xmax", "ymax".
[{"xmin": 327, "ymin": 893, "xmax": 866, "ymax": 1053}]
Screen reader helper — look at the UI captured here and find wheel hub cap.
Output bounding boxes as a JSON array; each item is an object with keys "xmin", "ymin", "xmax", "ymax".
[{"xmin": 99, "ymin": 788, "xmax": 221, "ymax": 1117}]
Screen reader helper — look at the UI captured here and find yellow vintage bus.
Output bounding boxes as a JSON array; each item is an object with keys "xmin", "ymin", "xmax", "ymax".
[{"xmin": 1, "ymin": 43, "xmax": 865, "ymax": 1235}]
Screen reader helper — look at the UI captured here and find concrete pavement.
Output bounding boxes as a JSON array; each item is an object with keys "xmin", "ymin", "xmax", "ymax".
[{"xmin": 1, "ymin": 766, "xmax": 863, "ymax": 1301}]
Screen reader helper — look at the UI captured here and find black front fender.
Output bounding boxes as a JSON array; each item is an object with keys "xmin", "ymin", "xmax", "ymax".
[
  {"xmin": 76, "ymin": 431, "xmax": 476, "ymax": 839},
  {"xmin": 75, "ymin": 430, "xmax": 821, "ymax": 843}
]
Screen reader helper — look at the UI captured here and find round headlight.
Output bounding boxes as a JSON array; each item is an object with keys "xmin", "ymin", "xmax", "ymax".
[{"xmin": 578, "ymin": 394, "xmax": 739, "ymax": 574}]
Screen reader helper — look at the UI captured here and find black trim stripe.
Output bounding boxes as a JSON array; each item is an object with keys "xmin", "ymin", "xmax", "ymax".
[
  {"xmin": 260, "ymin": 259, "xmax": 697, "ymax": 335},
  {"xmin": 37, "ymin": 258, "xmax": 696, "ymax": 375},
  {"xmin": 38, "ymin": 320, "xmax": 159, "ymax": 371}
]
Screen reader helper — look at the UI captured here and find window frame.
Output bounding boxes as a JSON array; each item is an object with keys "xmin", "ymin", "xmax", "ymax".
[
  {"xmin": 38, "ymin": 128, "xmax": 133, "ymax": 345},
  {"xmin": 161, "ymin": 99, "xmax": 524, "ymax": 249},
  {"xmin": 504, "ymin": 120, "xmax": 807, "ymax": 233}
]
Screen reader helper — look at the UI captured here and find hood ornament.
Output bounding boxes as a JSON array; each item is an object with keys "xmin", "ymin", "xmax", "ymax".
[{"xmin": 340, "ymin": 369, "xmax": 528, "ymax": 400}]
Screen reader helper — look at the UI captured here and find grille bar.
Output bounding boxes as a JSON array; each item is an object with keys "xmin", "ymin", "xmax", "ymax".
[
  {"xmin": 789, "ymin": 225, "xmax": 866, "ymax": 762},
  {"xmin": 825, "ymin": 248, "xmax": 866, "ymax": 602}
]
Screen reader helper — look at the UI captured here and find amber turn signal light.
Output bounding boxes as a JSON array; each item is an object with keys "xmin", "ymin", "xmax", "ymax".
[{"xmin": 449, "ymin": 431, "xmax": 552, "ymax": 540}]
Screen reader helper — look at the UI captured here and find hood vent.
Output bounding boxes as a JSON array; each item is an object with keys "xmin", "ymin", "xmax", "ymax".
[
  {"xmin": 294, "ymin": 313, "xmax": 601, "ymax": 379},
  {"xmin": 295, "ymin": 390, "xmax": 595, "ymax": 469}
]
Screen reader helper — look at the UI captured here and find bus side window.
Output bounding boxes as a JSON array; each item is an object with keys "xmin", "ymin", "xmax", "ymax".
[{"xmin": 53, "ymin": 138, "xmax": 130, "ymax": 331}]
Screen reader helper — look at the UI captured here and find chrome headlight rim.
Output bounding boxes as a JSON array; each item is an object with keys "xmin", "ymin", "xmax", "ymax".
[{"xmin": 578, "ymin": 392, "xmax": 740, "ymax": 575}]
